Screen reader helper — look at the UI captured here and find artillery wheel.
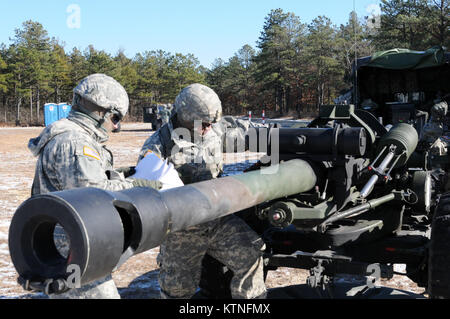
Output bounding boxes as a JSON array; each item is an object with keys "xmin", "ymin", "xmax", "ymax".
[{"xmin": 428, "ymin": 192, "xmax": 450, "ymax": 298}]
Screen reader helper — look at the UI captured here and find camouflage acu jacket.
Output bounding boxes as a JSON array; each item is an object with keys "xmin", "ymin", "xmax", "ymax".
[
  {"xmin": 139, "ymin": 116, "xmax": 261, "ymax": 184},
  {"xmin": 28, "ymin": 111, "xmax": 134, "ymax": 195}
]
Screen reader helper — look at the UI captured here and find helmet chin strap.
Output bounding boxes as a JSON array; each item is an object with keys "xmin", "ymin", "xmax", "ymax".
[
  {"xmin": 213, "ymin": 110, "xmax": 221, "ymax": 123},
  {"xmin": 99, "ymin": 110, "xmax": 112, "ymax": 126},
  {"xmin": 73, "ymin": 95, "xmax": 115, "ymax": 130}
]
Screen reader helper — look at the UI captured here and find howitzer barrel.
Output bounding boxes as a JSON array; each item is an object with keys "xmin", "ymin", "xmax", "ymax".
[
  {"xmin": 250, "ymin": 127, "xmax": 367, "ymax": 157},
  {"xmin": 9, "ymin": 159, "xmax": 316, "ymax": 289}
]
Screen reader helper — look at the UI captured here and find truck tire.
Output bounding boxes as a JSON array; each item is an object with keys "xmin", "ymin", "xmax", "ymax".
[{"xmin": 428, "ymin": 192, "xmax": 450, "ymax": 298}]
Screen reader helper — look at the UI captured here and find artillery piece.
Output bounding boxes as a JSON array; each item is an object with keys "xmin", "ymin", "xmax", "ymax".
[
  {"xmin": 8, "ymin": 102, "xmax": 449, "ymax": 298},
  {"xmin": 200, "ymin": 103, "xmax": 448, "ymax": 298},
  {"xmin": 198, "ymin": 46, "xmax": 450, "ymax": 299}
]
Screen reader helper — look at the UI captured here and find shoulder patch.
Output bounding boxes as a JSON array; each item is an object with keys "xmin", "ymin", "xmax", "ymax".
[{"xmin": 83, "ymin": 146, "xmax": 101, "ymax": 161}]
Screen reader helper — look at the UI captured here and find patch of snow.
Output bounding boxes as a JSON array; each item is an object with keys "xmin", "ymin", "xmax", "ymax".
[{"xmin": 394, "ymin": 264, "xmax": 407, "ymax": 273}]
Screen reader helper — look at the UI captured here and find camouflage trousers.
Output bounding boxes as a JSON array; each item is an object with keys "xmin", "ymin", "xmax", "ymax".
[{"xmin": 157, "ymin": 215, "xmax": 266, "ymax": 299}]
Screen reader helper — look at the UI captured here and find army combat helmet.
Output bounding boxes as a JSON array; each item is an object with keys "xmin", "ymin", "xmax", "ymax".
[
  {"xmin": 174, "ymin": 83, "xmax": 222, "ymax": 128},
  {"xmin": 72, "ymin": 74, "xmax": 129, "ymax": 125}
]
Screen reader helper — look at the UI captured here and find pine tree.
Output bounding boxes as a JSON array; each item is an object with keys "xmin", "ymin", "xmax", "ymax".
[
  {"xmin": 165, "ymin": 52, "xmax": 206, "ymax": 102},
  {"xmin": 337, "ymin": 11, "xmax": 375, "ymax": 85},
  {"xmin": 233, "ymin": 45, "xmax": 257, "ymax": 114},
  {"xmin": 424, "ymin": 0, "xmax": 450, "ymax": 47},
  {"xmin": 373, "ymin": 0, "xmax": 431, "ymax": 50},
  {"xmin": 304, "ymin": 16, "xmax": 344, "ymax": 107},
  {"xmin": 0, "ymin": 54, "xmax": 8, "ymax": 93},
  {"xmin": 7, "ymin": 21, "xmax": 52, "ymax": 124},
  {"xmin": 254, "ymin": 9, "xmax": 305, "ymax": 115},
  {"xmin": 48, "ymin": 40, "xmax": 71, "ymax": 103},
  {"xmin": 0, "ymin": 53, "xmax": 10, "ymax": 122},
  {"xmin": 68, "ymin": 47, "xmax": 89, "ymax": 87},
  {"xmin": 111, "ymin": 49, "xmax": 139, "ymax": 119},
  {"xmin": 84, "ymin": 45, "xmax": 117, "ymax": 75},
  {"xmin": 112, "ymin": 49, "xmax": 138, "ymax": 95},
  {"xmin": 207, "ymin": 58, "xmax": 230, "ymax": 112}
]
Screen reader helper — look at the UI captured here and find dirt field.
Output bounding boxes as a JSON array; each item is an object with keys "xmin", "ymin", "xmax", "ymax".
[{"xmin": 0, "ymin": 123, "xmax": 426, "ymax": 299}]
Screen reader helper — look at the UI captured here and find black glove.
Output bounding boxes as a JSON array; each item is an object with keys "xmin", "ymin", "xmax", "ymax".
[{"xmin": 130, "ymin": 178, "xmax": 163, "ymax": 190}]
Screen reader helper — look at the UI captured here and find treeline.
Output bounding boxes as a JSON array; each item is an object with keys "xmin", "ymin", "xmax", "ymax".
[
  {"xmin": 0, "ymin": 21, "xmax": 207, "ymax": 124},
  {"xmin": 0, "ymin": 0, "xmax": 448, "ymax": 125},
  {"xmin": 207, "ymin": 0, "xmax": 449, "ymax": 117}
]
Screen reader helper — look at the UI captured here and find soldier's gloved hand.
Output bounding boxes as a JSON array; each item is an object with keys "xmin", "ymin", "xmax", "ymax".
[
  {"xmin": 431, "ymin": 101, "xmax": 448, "ymax": 120},
  {"xmin": 116, "ymin": 166, "xmax": 136, "ymax": 178},
  {"xmin": 130, "ymin": 178, "xmax": 163, "ymax": 190}
]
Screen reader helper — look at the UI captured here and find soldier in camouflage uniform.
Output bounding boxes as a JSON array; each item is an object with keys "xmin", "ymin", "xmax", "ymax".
[
  {"xmin": 421, "ymin": 101, "xmax": 450, "ymax": 191},
  {"xmin": 139, "ymin": 83, "xmax": 267, "ymax": 299},
  {"xmin": 159, "ymin": 105, "xmax": 171, "ymax": 126},
  {"xmin": 422, "ymin": 101, "xmax": 448, "ymax": 151},
  {"xmin": 28, "ymin": 74, "xmax": 161, "ymax": 299}
]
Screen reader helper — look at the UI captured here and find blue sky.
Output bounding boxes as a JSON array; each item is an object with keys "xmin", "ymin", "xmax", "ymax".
[{"xmin": 0, "ymin": 0, "xmax": 381, "ymax": 68}]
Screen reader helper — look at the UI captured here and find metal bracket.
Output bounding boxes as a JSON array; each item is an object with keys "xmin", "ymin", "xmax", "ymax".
[
  {"xmin": 267, "ymin": 250, "xmax": 394, "ymax": 281},
  {"xmin": 307, "ymin": 259, "xmax": 332, "ymax": 291},
  {"xmin": 18, "ymin": 276, "xmax": 69, "ymax": 295}
]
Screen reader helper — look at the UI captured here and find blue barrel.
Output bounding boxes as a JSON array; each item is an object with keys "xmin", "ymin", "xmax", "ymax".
[
  {"xmin": 58, "ymin": 103, "xmax": 72, "ymax": 120},
  {"xmin": 44, "ymin": 103, "xmax": 59, "ymax": 126}
]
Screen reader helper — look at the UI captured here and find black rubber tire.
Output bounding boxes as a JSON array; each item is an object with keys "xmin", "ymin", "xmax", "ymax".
[{"xmin": 428, "ymin": 192, "xmax": 450, "ymax": 298}]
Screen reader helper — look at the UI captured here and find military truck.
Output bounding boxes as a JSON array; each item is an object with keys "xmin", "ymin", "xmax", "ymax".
[
  {"xmin": 143, "ymin": 104, "xmax": 173, "ymax": 131},
  {"xmin": 198, "ymin": 46, "xmax": 450, "ymax": 299}
]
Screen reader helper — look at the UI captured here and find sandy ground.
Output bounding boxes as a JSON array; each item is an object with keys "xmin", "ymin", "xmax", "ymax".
[{"xmin": 0, "ymin": 122, "xmax": 426, "ymax": 299}]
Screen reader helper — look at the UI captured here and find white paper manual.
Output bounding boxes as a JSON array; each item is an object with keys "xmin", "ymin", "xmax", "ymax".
[{"xmin": 131, "ymin": 151, "xmax": 184, "ymax": 190}]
